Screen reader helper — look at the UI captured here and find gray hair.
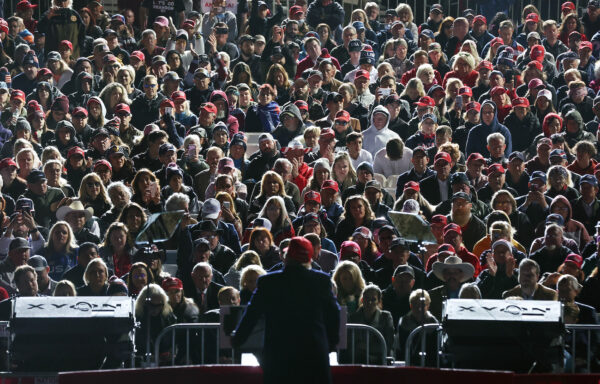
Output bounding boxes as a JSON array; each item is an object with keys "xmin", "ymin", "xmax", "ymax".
[
  {"xmin": 519, "ymin": 258, "xmax": 540, "ymax": 276},
  {"xmin": 192, "ymin": 262, "xmax": 213, "ymax": 275},
  {"xmin": 487, "ymin": 132, "xmax": 505, "ymax": 145},
  {"xmin": 142, "ymin": 29, "xmax": 157, "ymax": 40},
  {"xmin": 107, "ymin": 181, "xmax": 132, "ymax": 199},
  {"xmin": 165, "ymin": 192, "xmax": 190, "ymax": 211},
  {"xmin": 273, "ymin": 158, "xmax": 293, "ymax": 172},
  {"xmin": 557, "ymin": 274, "xmax": 582, "ymax": 291},
  {"xmin": 459, "ymin": 283, "xmax": 482, "ymax": 299}
]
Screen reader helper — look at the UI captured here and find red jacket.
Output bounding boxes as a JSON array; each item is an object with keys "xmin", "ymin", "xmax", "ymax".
[
  {"xmin": 401, "ymin": 67, "xmax": 443, "ymax": 86},
  {"xmin": 442, "ymin": 70, "xmax": 479, "ymax": 88}
]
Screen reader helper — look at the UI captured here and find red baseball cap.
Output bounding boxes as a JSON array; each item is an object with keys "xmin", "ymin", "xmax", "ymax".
[
  {"xmin": 294, "ymin": 100, "xmax": 308, "ymax": 112},
  {"xmin": 465, "ymin": 101, "xmax": 481, "ymax": 113},
  {"xmin": 562, "ymin": 2, "xmax": 575, "ymax": 11},
  {"xmin": 16, "ymin": 1, "xmax": 37, "ymax": 11},
  {"xmin": 335, "ymin": 110, "xmax": 350, "ymax": 122},
  {"xmin": 467, "ymin": 152, "xmax": 485, "ymax": 163},
  {"xmin": 161, "ymin": 276, "xmax": 183, "ymax": 291},
  {"xmin": 59, "ymin": 40, "xmax": 73, "ymax": 50},
  {"xmin": 171, "ymin": 90, "xmax": 186, "ymax": 102},
  {"xmin": 473, "ymin": 15, "xmax": 487, "ymax": 25},
  {"xmin": 476, "ymin": 60, "xmax": 493, "ymax": 71},
  {"xmin": 528, "ymin": 78, "xmax": 544, "ymax": 90},
  {"xmin": 487, "ymin": 163, "xmax": 506, "ymax": 175},
  {"xmin": 130, "ymin": 50, "xmax": 145, "ymax": 62},
  {"xmin": 72, "ymin": 107, "xmax": 88, "ymax": 117},
  {"xmin": 160, "ymin": 99, "xmax": 174, "ymax": 109},
  {"xmin": 437, "ymin": 243, "xmax": 456, "ymax": 254},
  {"xmin": 321, "ymin": 180, "xmax": 339, "ymax": 192},
  {"xmin": 114, "ymin": 103, "xmax": 131, "ymax": 115},
  {"xmin": 490, "ymin": 37, "xmax": 504, "ymax": 47},
  {"xmin": 11, "ymin": 90, "xmax": 25, "ymax": 102},
  {"xmin": 93, "ymin": 159, "xmax": 112, "ymax": 171},
  {"xmin": 512, "ymin": 97, "xmax": 530, "ymax": 108},
  {"xmin": 340, "ymin": 241, "xmax": 361, "ymax": 261},
  {"xmin": 443, "ymin": 223, "xmax": 462, "ymax": 236},
  {"xmin": 580, "ymin": 41, "xmax": 593, "ymax": 51},
  {"xmin": 434, "ymin": 151, "xmax": 451, "ymax": 164},
  {"xmin": 0, "ymin": 158, "xmax": 17, "ymax": 170},
  {"xmin": 490, "ymin": 86, "xmax": 507, "ymax": 97},
  {"xmin": 458, "ymin": 86, "xmax": 472, "ymax": 97},
  {"xmin": 404, "ymin": 181, "xmax": 420, "ymax": 192},
  {"xmin": 414, "ymin": 96, "xmax": 435, "ymax": 107},
  {"xmin": 67, "ymin": 146, "xmax": 85, "ymax": 159},
  {"xmin": 431, "ymin": 215, "xmax": 447, "ymax": 226},
  {"xmin": 565, "ymin": 254, "xmax": 583, "ymax": 269},
  {"xmin": 286, "ymin": 236, "xmax": 314, "ymax": 263},
  {"xmin": 355, "ymin": 69, "xmax": 370, "ymax": 80},
  {"xmin": 304, "ymin": 190, "xmax": 321, "ymax": 204},
  {"xmin": 525, "ymin": 13, "xmax": 539, "ymax": 23},
  {"xmin": 200, "ymin": 102, "xmax": 217, "ymax": 114},
  {"xmin": 320, "ymin": 128, "xmax": 336, "ymax": 141},
  {"xmin": 527, "ymin": 61, "xmax": 543, "ymax": 71}
]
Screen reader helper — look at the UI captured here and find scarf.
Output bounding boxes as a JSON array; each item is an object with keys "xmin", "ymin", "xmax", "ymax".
[{"xmin": 257, "ymin": 101, "xmax": 281, "ymax": 133}]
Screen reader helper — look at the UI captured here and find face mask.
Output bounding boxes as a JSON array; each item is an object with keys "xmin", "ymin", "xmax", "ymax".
[{"xmin": 298, "ymin": 19, "xmax": 305, "ymax": 26}]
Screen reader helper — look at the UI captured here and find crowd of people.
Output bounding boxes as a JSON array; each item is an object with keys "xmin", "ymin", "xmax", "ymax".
[{"xmin": 0, "ymin": 0, "xmax": 599, "ymax": 372}]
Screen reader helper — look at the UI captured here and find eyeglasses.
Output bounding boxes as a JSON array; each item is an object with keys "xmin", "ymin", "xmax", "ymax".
[
  {"xmin": 133, "ymin": 273, "xmax": 147, "ymax": 279},
  {"xmin": 144, "ymin": 83, "xmax": 157, "ymax": 88},
  {"xmin": 335, "ymin": 120, "xmax": 348, "ymax": 126},
  {"xmin": 87, "ymin": 181, "xmax": 101, "ymax": 188}
]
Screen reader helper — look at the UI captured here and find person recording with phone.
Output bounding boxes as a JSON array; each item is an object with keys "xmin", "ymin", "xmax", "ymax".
[
  {"xmin": 202, "ymin": 0, "xmax": 238, "ymax": 44},
  {"xmin": 0, "ymin": 199, "xmax": 44, "ymax": 257}
]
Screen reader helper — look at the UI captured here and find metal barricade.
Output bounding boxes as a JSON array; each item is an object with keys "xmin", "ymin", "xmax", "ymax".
[
  {"xmin": 153, "ymin": 323, "xmax": 235, "ymax": 367},
  {"xmin": 565, "ymin": 324, "xmax": 600, "ymax": 373},
  {"xmin": 154, "ymin": 323, "xmax": 389, "ymax": 367},
  {"xmin": 404, "ymin": 323, "xmax": 444, "ymax": 368},
  {"xmin": 338, "ymin": 324, "xmax": 389, "ymax": 366}
]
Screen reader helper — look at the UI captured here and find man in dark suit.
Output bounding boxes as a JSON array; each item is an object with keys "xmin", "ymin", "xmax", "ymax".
[
  {"xmin": 395, "ymin": 146, "xmax": 434, "ymax": 198},
  {"xmin": 233, "ymin": 237, "xmax": 341, "ymax": 384},
  {"xmin": 190, "ymin": 262, "xmax": 223, "ymax": 315},
  {"xmin": 419, "ymin": 152, "xmax": 453, "ymax": 205}
]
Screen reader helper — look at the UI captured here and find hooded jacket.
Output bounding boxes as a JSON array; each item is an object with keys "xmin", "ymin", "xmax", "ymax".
[
  {"xmin": 362, "ymin": 105, "xmax": 401, "ymax": 155},
  {"xmin": 503, "ymin": 109, "xmax": 542, "ymax": 152},
  {"xmin": 548, "ymin": 195, "xmax": 591, "ymax": 250},
  {"xmin": 564, "ymin": 109, "xmax": 596, "ymax": 148},
  {"xmin": 465, "ymin": 100, "xmax": 513, "ymax": 157},
  {"xmin": 209, "ymin": 90, "xmax": 239, "ymax": 137},
  {"xmin": 272, "ymin": 104, "xmax": 306, "ymax": 148},
  {"xmin": 68, "ymin": 71, "xmax": 97, "ymax": 111}
]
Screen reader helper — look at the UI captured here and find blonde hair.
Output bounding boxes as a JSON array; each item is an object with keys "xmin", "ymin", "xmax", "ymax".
[
  {"xmin": 46, "ymin": 221, "xmax": 78, "ymax": 253},
  {"xmin": 240, "ymin": 265, "xmax": 266, "ymax": 290},
  {"xmin": 83, "ymin": 258, "xmax": 109, "ymax": 285},
  {"xmin": 78, "ymin": 172, "xmax": 111, "ymax": 207},
  {"xmin": 135, "ymin": 284, "xmax": 173, "ymax": 318},
  {"xmin": 332, "ymin": 260, "xmax": 365, "ymax": 299},
  {"xmin": 395, "ymin": 3, "xmax": 414, "ymax": 24}
]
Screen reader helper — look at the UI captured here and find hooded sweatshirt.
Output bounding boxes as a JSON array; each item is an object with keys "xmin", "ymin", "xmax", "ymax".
[
  {"xmin": 548, "ymin": 195, "xmax": 591, "ymax": 249},
  {"xmin": 209, "ymin": 90, "xmax": 239, "ymax": 137},
  {"xmin": 362, "ymin": 105, "xmax": 401, "ymax": 155},
  {"xmin": 564, "ymin": 109, "xmax": 596, "ymax": 148},
  {"xmin": 67, "ymin": 71, "xmax": 97, "ymax": 111},
  {"xmin": 465, "ymin": 100, "xmax": 513, "ymax": 157},
  {"xmin": 272, "ymin": 104, "xmax": 306, "ymax": 147}
]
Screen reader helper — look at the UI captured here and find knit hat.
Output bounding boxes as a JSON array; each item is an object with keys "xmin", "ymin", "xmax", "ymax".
[{"xmin": 51, "ymin": 95, "xmax": 69, "ymax": 113}]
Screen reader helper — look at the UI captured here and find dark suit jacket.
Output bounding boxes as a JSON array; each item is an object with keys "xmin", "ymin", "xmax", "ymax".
[
  {"xmin": 192, "ymin": 281, "xmax": 223, "ymax": 314},
  {"xmin": 419, "ymin": 173, "xmax": 452, "ymax": 206},
  {"xmin": 502, "ymin": 284, "xmax": 558, "ymax": 300},
  {"xmin": 233, "ymin": 265, "xmax": 340, "ymax": 384}
]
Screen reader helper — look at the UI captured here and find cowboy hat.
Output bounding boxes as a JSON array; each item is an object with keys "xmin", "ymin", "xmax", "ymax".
[
  {"xmin": 432, "ymin": 255, "xmax": 474, "ymax": 283},
  {"xmin": 56, "ymin": 200, "xmax": 94, "ymax": 222}
]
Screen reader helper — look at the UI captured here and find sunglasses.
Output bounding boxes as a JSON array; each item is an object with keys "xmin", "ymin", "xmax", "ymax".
[
  {"xmin": 87, "ymin": 182, "xmax": 101, "ymax": 188},
  {"xmin": 144, "ymin": 83, "xmax": 157, "ymax": 88}
]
